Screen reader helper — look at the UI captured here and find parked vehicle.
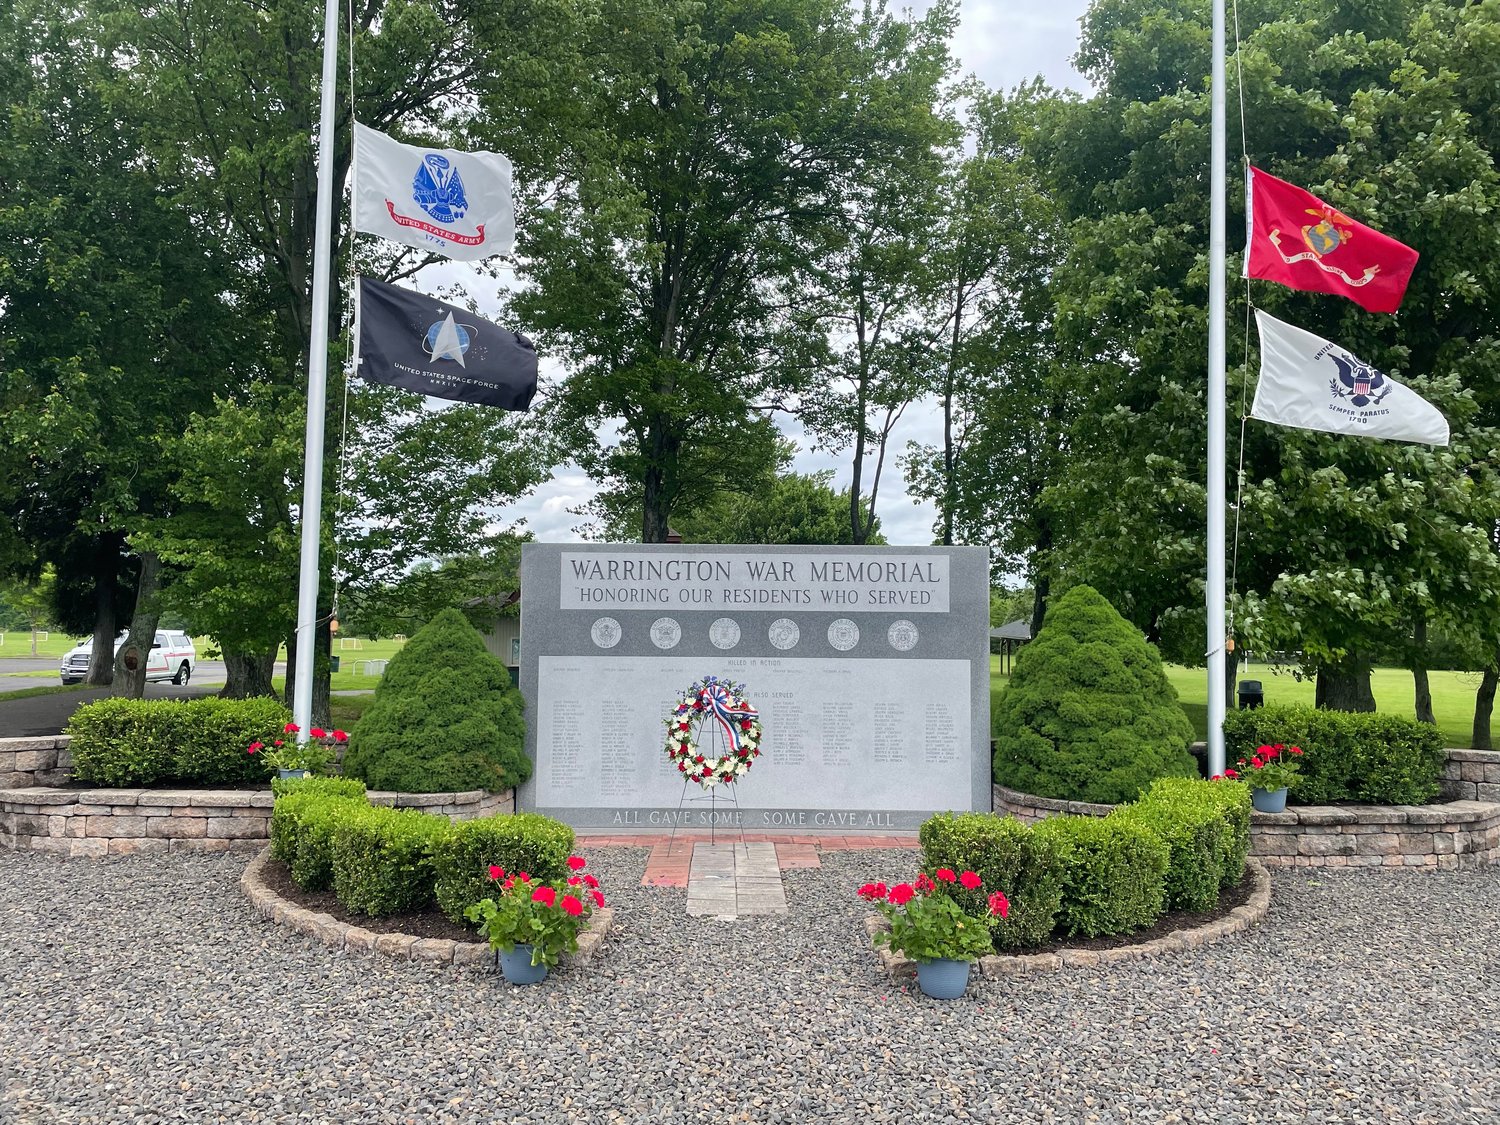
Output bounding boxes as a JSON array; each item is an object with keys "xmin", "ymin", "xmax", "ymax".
[{"xmin": 59, "ymin": 631, "xmax": 196, "ymax": 685}]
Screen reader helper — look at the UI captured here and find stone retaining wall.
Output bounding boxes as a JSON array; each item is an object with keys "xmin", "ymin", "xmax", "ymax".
[
  {"xmin": 1441, "ymin": 749, "xmax": 1500, "ymax": 802},
  {"xmin": 0, "ymin": 735, "xmax": 73, "ymax": 788},
  {"xmin": 991, "ymin": 781, "xmax": 1500, "ymax": 871},
  {"xmin": 0, "ymin": 786, "xmax": 515, "ymax": 858}
]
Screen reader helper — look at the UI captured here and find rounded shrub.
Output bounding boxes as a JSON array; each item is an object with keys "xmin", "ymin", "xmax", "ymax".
[
  {"xmin": 330, "ymin": 805, "xmax": 452, "ymax": 916},
  {"xmin": 918, "ymin": 812, "xmax": 1064, "ymax": 951},
  {"xmin": 1031, "ymin": 814, "xmax": 1169, "ymax": 937},
  {"xmin": 431, "ymin": 813, "xmax": 577, "ymax": 924},
  {"xmin": 342, "ymin": 608, "xmax": 531, "ymax": 794},
  {"xmin": 992, "ymin": 585, "xmax": 1197, "ymax": 804}
]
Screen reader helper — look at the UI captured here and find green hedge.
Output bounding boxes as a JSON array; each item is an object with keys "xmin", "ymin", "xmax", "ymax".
[
  {"xmin": 431, "ymin": 813, "xmax": 576, "ymax": 925},
  {"xmin": 270, "ymin": 787, "xmax": 371, "ymax": 891},
  {"xmin": 1114, "ymin": 783, "xmax": 1230, "ymax": 912},
  {"xmin": 330, "ymin": 805, "xmax": 452, "ymax": 916},
  {"xmin": 918, "ymin": 812, "xmax": 1065, "ymax": 950},
  {"xmin": 1222, "ymin": 704, "xmax": 1446, "ymax": 805},
  {"xmin": 68, "ymin": 697, "xmax": 293, "ymax": 786},
  {"xmin": 271, "ymin": 776, "xmax": 367, "ymax": 800},
  {"xmin": 1182, "ymin": 776, "xmax": 1253, "ymax": 887},
  {"xmin": 1031, "ymin": 815, "xmax": 1169, "ymax": 937}
]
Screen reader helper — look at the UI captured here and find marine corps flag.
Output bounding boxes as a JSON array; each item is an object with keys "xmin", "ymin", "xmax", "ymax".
[
  {"xmin": 1244, "ymin": 167, "xmax": 1419, "ymax": 314},
  {"xmin": 1251, "ymin": 310, "xmax": 1448, "ymax": 445},
  {"xmin": 356, "ymin": 277, "xmax": 537, "ymax": 411}
]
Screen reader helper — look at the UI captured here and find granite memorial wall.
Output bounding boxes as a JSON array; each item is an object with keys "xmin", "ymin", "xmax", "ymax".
[{"xmin": 518, "ymin": 544, "xmax": 990, "ymax": 831}]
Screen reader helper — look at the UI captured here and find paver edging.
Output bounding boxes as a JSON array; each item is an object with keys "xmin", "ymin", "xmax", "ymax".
[
  {"xmin": 867, "ymin": 858, "xmax": 1272, "ymax": 979},
  {"xmin": 240, "ymin": 847, "xmax": 612, "ymax": 969}
]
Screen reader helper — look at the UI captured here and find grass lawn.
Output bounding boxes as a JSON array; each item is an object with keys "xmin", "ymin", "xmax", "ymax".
[
  {"xmin": 990, "ymin": 656, "xmax": 1484, "ymax": 748},
  {"xmin": 0, "ymin": 683, "xmax": 96, "ymax": 702}
]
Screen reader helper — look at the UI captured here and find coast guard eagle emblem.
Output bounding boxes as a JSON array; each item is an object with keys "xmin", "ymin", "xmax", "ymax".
[{"xmin": 1328, "ymin": 352, "xmax": 1390, "ymax": 409}]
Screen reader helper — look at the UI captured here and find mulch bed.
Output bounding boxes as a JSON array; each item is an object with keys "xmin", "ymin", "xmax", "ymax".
[
  {"xmin": 1021, "ymin": 875, "xmax": 1256, "ymax": 955},
  {"xmin": 260, "ymin": 858, "xmax": 477, "ymax": 943}
]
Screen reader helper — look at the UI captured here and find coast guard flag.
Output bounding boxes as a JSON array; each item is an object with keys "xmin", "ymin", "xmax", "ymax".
[
  {"xmin": 1251, "ymin": 310, "xmax": 1447, "ymax": 446},
  {"xmin": 353, "ymin": 122, "xmax": 514, "ymax": 260},
  {"xmin": 356, "ymin": 277, "xmax": 537, "ymax": 411},
  {"xmin": 1245, "ymin": 167, "xmax": 1418, "ymax": 314}
]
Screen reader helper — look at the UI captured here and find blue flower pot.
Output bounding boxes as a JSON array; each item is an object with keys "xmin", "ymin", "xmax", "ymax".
[
  {"xmin": 1251, "ymin": 786, "xmax": 1288, "ymax": 813},
  {"xmin": 278, "ymin": 769, "xmax": 309, "ymax": 780},
  {"xmin": 497, "ymin": 944, "xmax": 549, "ymax": 985},
  {"xmin": 914, "ymin": 957, "xmax": 972, "ymax": 1000}
]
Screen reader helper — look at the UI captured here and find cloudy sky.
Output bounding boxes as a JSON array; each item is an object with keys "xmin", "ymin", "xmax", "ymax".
[{"xmin": 479, "ymin": 0, "xmax": 1094, "ymax": 546}]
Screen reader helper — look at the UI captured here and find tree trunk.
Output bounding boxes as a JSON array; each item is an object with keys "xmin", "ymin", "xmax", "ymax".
[
  {"xmin": 111, "ymin": 551, "xmax": 161, "ymax": 699},
  {"xmin": 1029, "ymin": 513, "xmax": 1053, "ymax": 637},
  {"xmin": 1473, "ymin": 661, "xmax": 1498, "ymax": 751},
  {"xmin": 641, "ymin": 419, "xmax": 678, "ymax": 544},
  {"xmin": 1315, "ymin": 660, "xmax": 1377, "ymax": 712},
  {"xmin": 1411, "ymin": 613, "xmax": 1435, "ymax": 725},
  {"xmin": 84, "ymin": 545, "xmax": 118, "ymax": 686},
  {"xmin": 221, "ymin": 651, "xmax": 276, "ymax": 699},
  {"xmin": 281, "ymin": 619, "xmax": 333, "ymax": 725}
]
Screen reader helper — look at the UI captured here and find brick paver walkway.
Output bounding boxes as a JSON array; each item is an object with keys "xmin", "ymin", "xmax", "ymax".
[
  {"xmin": 574, "ymin": 832, "xmax": 921, "ymax": 898},
  {"xmin": 683, "ymin": 842, "xmax": 787, "ymax": 917}
]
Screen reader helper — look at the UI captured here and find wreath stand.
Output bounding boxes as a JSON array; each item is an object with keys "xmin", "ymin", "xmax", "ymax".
[{"xmin": 665, "ymin": 714, "xmax": 749, "ymax": 855}]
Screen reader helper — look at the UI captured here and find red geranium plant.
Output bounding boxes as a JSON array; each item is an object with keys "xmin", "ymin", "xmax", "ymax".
[
  {"xmin": 859, "ymin": 868, "xmax": 1008, "ymax": 963},
  {"xmin": 1219, "ymin": 742, "xmax": 1304, "ymax": 792},
  {"xmin": 465, "ymin": 855, "xmax": 605, "ymax": 969},
  {"xmin": 248, "ymin": 722, "xmax": 347, "ymax": 775}
]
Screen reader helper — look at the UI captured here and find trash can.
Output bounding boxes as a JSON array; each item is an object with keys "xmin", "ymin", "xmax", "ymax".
[
  {"xmin": 1237, "ymin": 679, "xmax": 1263, "ymax": 709},
  {"xmin": 330, "ymin": 655, "xmax": 341, "ymax": 673}
]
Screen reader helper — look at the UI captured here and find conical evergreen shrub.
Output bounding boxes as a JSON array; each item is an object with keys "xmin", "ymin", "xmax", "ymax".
[
  {"xmin": 343, "ymin": 608, "xmax": 530, "ymax": 793},
  {"xmin": 992, "ymin": 585, "xmax": 1196, "ymax": 804}
]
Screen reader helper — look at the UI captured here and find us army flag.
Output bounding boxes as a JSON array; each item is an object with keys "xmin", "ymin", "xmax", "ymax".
[
  {"xmin": 353, "ymin": 122, "xmax": 514, "ymax": 260},
  {"xmin": 1251, "ymin": 310, "xmax": 1448, "ymax": 446},
  {"xmin": 356, "ymin": 277, "xmax": 537, "ymax": 411}
]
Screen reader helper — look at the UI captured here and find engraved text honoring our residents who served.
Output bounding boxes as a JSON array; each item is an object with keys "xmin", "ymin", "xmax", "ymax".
[{"xmin": 560, "ymin": 552, "xmax": 951, "ymax": 613}]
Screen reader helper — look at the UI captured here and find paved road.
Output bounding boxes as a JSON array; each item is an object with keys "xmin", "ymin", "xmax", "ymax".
[{"xmin": 0, "ymin": 682, "xmax": 224, "ymax": 738}]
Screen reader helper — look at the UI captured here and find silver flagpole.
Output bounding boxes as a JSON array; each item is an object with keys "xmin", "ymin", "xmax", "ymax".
[
  {"xmin": 1206, "ymin": 0, "xmax": 1228, "ymax": 778},
  {"xmin": 292, "ymin": 0, "xmax": 343, "ymax": 740}
]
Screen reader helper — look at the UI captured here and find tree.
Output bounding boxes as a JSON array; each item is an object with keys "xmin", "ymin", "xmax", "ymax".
[
  {"xmin": 904, "ymin": 83, "xmax": 1069, "ymax": 623},
  {"xmin": 342, "ymin": 608, "xmax": 530, "ymax": 793},
  {"xmin": 96, "ymin": 0, "xmax": 551, "ymax": 712},
  {"xmin": 672, "ymin": 470, "xmax": 886, "ymax": 546},
  {"xmin": 1024, "ymin": 0, "xmax": 1500, "ymax": 715},
  {"xmin": 0, "ymin": 0, "xmax": 248, "ymax": 685},
  {"xmin": 472, "ymin": 0, "xmax": 962, "ymax": 541},
  {"xmin": 992, "ymin": 584, "xmax": 1198, "ymax": 804}
]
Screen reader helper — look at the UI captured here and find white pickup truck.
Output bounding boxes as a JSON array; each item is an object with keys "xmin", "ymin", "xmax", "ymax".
[{"xmin": 59, "ymin": 631, "xmax": 196, "ymax": 685}]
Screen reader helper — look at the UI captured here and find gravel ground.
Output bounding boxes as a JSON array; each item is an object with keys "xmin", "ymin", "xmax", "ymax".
[{"xmin": 1, "ymin": 849, "xmax": 1498, "ymax": 1125}]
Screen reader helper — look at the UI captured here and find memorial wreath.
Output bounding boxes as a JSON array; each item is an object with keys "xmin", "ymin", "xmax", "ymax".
[{"xmin": 663, "ymin": 675, "xmax": 763, "ymax": 790}]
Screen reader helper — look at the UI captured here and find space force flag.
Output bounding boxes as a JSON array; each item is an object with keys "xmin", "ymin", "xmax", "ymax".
[
  {"xmin": 1244, "ymin": 167, "xmax": 1418, "ymax": 314},
  {"xmin": 356, "ymin": 276, "xmax": 537, "ymax": 411},
  {"xmin": 353, "ymin": 122, "xmax": 514, "ymax": 260},
  {"xmin": 1251, "ymin": 310, "xmax": 1447, "ymax": 445}
]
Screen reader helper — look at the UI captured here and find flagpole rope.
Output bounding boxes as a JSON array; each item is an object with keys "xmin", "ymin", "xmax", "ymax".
[
  {"xmin": 1226, "ymin": 0, "xmax": 1253, "ymax": 638},
  {"xmin": 329, "ymin": 0, "xmax": 360, "ymax": 625}
]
